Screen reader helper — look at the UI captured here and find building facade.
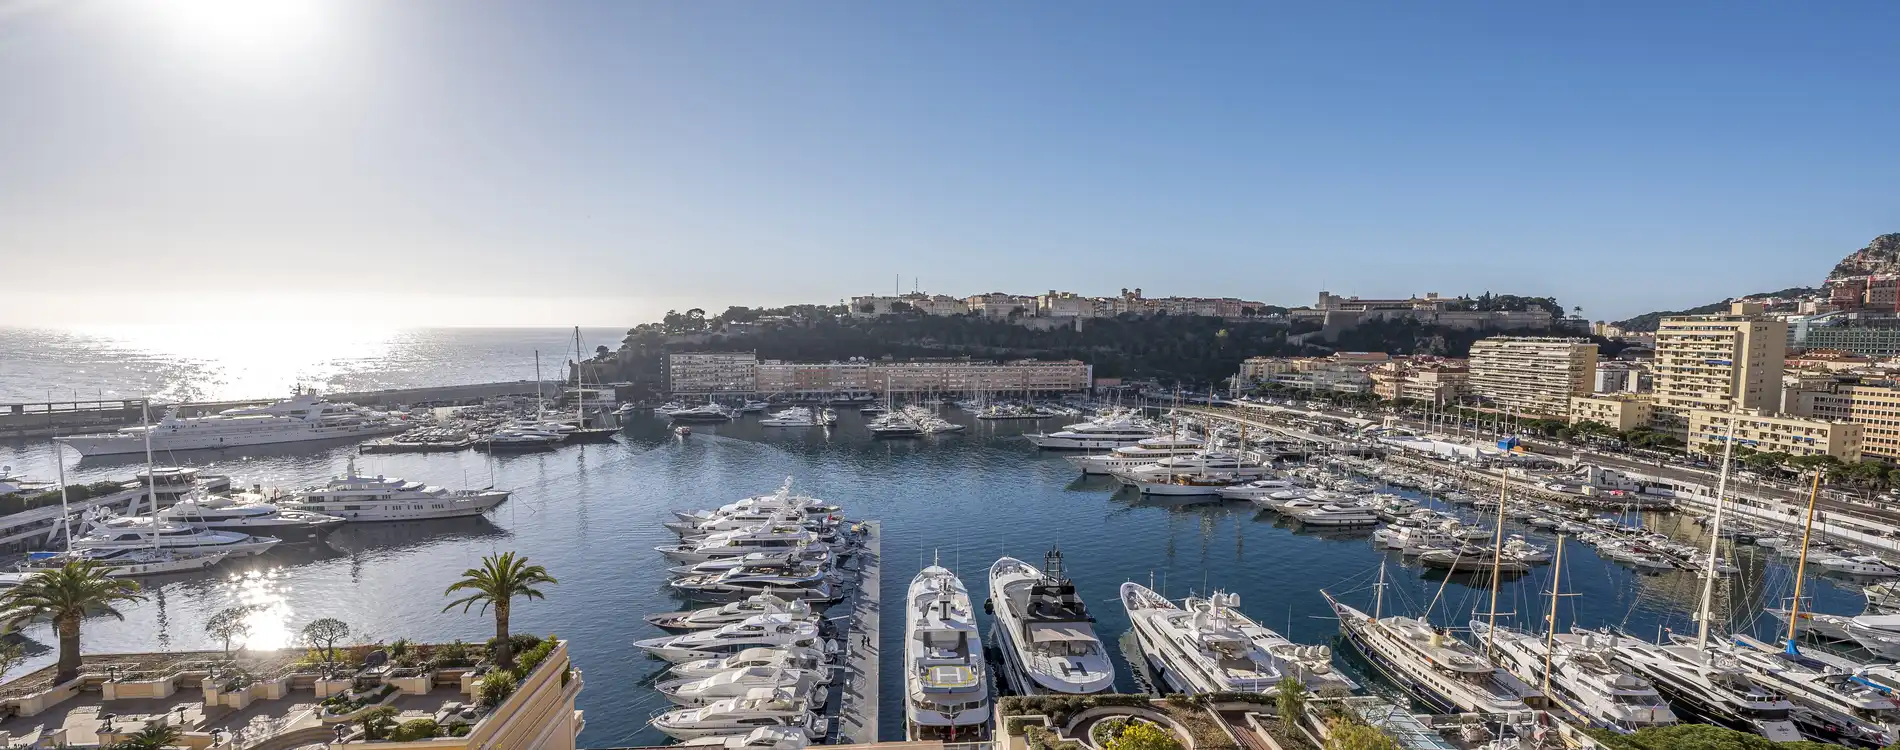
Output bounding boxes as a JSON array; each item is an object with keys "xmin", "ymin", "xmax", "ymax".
[
  {"xmin": 751, "ymin": 359, "xmax": 1092, "ymax": 396},
  {"xmin": 1784, "ymin": 377, "xmax": 1900, "ymax": 461},
  {"xmin": 1466, "ymin": 337, "xmax": 1598, "ymax": 417},
  {"xmin": 1688, "ymin": 408, "xmax": 1862, "ymax": 461},
  {"xmin": 1369, "ymin": 361, "xmax": 1469, "ymax": 404},
  {"xmin": 1649, "ymin": 303, "xmax": 1788, "ymax": 435},
  {"xmin": 1568, "ymin": 394, "xmax": 1655, "ymax": 432},
  {"xmin": 667, "ymin": 352, "xmax": 760, "ymax": 394},
  {"xmin": 848, "ymin": 293, "xmax": 969, "ymax": 317}
]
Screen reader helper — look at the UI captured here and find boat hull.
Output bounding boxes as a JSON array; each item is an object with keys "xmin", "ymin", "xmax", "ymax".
[{"xmin": 60, "ymin": 422, "xmax": 407, "ymax": 456}]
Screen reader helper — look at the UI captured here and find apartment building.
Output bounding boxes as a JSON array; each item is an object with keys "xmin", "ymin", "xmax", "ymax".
[
  {"xmin": 1568, "ymin": 394, "xmax": 1655, "ymax": 432},
  {"xmin": 1466, "ymin": 337, "xmax": 1598, "ymax": 417},
  {"xmin": 1369, "ymin": 360, "xmax": 1469, "ymax": 404},
  {"xmin": 667, "ymin": 352, "xmax": 760, "ymax": 394},
  {"xmin": 1688, "ymin": 408, "xmax": 1862, "ymax": 461},
  {"xmin": 1593, "ymin": 362, "xmax": 1651, "ymax": 394},
  {"xmin": 964, "ymin": 293, "xmax": 1041, "ymax": 318},
  {"xmin": 752, "ymin": 358, "xmax": 1092, "ymax": 396},
  {"xmin": 1239, "ymin": 356, "xmax": 1298, "ymax": 383},
  {"xmin": 1649, "ymin": 303, "xmax": 1788, "ymax": 435},
  {"xmin": 1784, "ymin": 376, "xmax": 1900, "ymax": 461}
]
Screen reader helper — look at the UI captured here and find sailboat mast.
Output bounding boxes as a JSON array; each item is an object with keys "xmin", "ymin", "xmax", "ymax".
[
  {"xmin": 533, "ymin": 350, "xmax": 544, "ymax": 422},
  {"xmin": 1695, "ymin": 413, "xmax": 1741, "ymax": 654},
  {"xmin": 1373, "ymin": 563, "xmax": 1386, "ymax": 620},
  {"xmin": 1486, "ymin": 479, "xmax": 1507, "ymax": 656},
  {"xmin": 55, "ymin": 437, "xmax": 71, "ymax": 548},
  {"xmin": 1785, "ymin": 470, "xmax": 1824, "ymax": 648},
  {"xmin": 1543, "ymin": 534, "xmax": 1565, "ymax": 697},
  {"xmin": 573, "ymin": 327, "xmax": 584, "ymax": 426},
  {"xmin": 143, "ymin": 401, "xmax": 157, "ymax": 550}
]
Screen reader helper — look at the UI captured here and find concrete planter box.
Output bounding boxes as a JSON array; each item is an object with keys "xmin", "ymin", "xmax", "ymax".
[
  {"xmin": 313, "ymin": 677, "xmax": 354, "ymax": 698},
  {"xmin": 261, "ymin": 674, "xmax": 291, "ymax": 700},
  {"xmin": 13, "ymin": 677, "xmax": 83, "ymax": 717},
  {"xmin": 387, "ymin": 673, "xmax": 432, "ymax": 695},
  {"xmin": 103, "ymin": 677, "xmax": 176, "ymax": 701}
]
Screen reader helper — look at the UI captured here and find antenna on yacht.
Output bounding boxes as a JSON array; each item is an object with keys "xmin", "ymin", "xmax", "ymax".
[{"xmin": 1784, "ymin": 471, "xmax": 1824, "ymax": 654}]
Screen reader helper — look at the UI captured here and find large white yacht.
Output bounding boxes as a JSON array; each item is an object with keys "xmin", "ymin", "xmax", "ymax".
[
  {"xmin": 675, "ymin": 727, "xmax": 810, "ymax": 750},
  {"xmin": 648, "ymin": 594, "xmax": 816, "ymax": 632},
  {"xmin": 987, "ymin": 549, "xmax": 1115, "ymax": 695},
  {"xmin": 156, "ymin": 491, "xmax": 345, "ymax": 542},
  {"xmin": 1607, "ymin": 633, "xmax": 1802, "ymax": 741},
  {"xmin": 272, "ymin": 459, "xmax": 509, "ymax": 522},
  {"xmin": 659, "ymin": 527, "xmax": 831, "ymax": 565},
  {"xmin": 906, "ymin": 565, "xmax": 990, "ymax": 741},
  {"xmin": 633, "ymin": 614, "xmax": 830, "ymax": 663},
  {"xmin": 656, "ymin": 667, "xmax": 830, "ymax": 708},
  {"xmin": 1025, "ymin": 417, "xmax": 1156, "ymax": 450},
  {"xmin": 57, "ymin": 392, "xmax": 407, "ymax": 456},
  {"xmin": 22, "ymin": 547, "xmax": 230, "ymax": 577},
  {"xmin": 1065, "ymin": 435, "xmax": 1206, "ymax": 474},
  {"xmin": 1121, "ymin": 583, "xmax": 1352, "ymax": 696},
  {"xmin": 673, "ymin": 483, "xmax": 840, "ymax": 524},
  {"xmin": 1115, "ymin": 453, "xmax": 1273, "ymax": 481},
  {"xmin": 1469, "ymin": 622, "xmax": 1677, "ymax": 734},
  {"xmin": 1322, "ymin": 586, "xmax": 1536, "ymax": 715},
  {"xmin": 668, "ymin": 647, "xmax": 830, "ymax": 681},
  {"xmin": 649, "ymin": 688, "xmax": 825, "ymax": 741},
  {"xmin": 670, "ymin": 559, "xmax": 841, "ymax": 602},
  {"xmin": 70, "ymin": 514, "xmax": 280, "ymax": 557},
  {"xmin": 759, "ymin": 408, "xmax": 822, "ymax": 427}
]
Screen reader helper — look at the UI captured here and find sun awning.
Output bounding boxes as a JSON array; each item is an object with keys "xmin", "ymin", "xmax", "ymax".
[{"xmin": 1028, "ymin": 623, "xmax": 1094, "ymax": 643}]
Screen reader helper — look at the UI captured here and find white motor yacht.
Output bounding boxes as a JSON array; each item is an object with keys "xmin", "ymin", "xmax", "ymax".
[
  {"xmin": 666, "ymin": 549, "xmax": 833, "ymax": 578},
  {"xmin": 56, "ymin": 392, "xmax": 406, "ymax": 456},
  {"xmin": 1287, "ymin": 502, "xmax": 1380, "ymax": 527},
  {"xmin": 1469, "ymin": 622, "xmax": 1677, "ymax": 734},
  {"xmin": 1122, "ymin": 583, "xmax": 1352, "ymax": 696},
  {"xmin": 274, "ymin": 459, "xmax": 509, "ymax": 521},
  {"xmin": 658, "ymin": 527, "xmax": 830, "ymax": 565},
  {"xmin": 157, "ymin": 492, "xmax": 344, "ymax": 541},
  {"xmin": 1816, "ymin": 554, "xmax": 1900, "ymax": 577},
  {"xmin": 1067, "ymin": 436, "xmax": 1207, "ymax": 474},
  {"xmin": 649, "ymin": 688, "xmax": 825, "ymax": 741},
  {"xmin": 987, "ymin": 550, "xmax": 1115, "ymax": 694},
  {"xmin": 905, "ymin": 566, "xmax": 990, "ymax": 741},
  {"xmin": 1116, "ymin": 452, "xmax": 1273, "ymax": 481},
  {"xmin": 1024, "ymin": 417, "xmax": 1156, "ymax": 450},
  {"xmin": 676, "ymin": 727, "xmax": 810, "ymax": 750},
  {"xmin": 647, "ymin": 594, "xmax": 816, "ymax": 631},
  {"xmin": 633, "ymin": 614, "xmax": 831, "ymax": 663},
  {"xmin": 670, "ymin": 560, "xmax": 841, "ymax": 602},
  {"xmin": 673, "ymin": 486, "xmax": 840, "ymax": 523},
  {"xmin": 1719, "ymin": 634, "xmax": 1898, "ymax": 746},
  {"xmin": 70, "ymin": 514, "xmax": 279, "ymax": 557},
  {"xmin": 656, "ymin": 667, "xmax": 830, "ymax": 708},
  {"xmin": 1215, "ymin": 478, "xmax": 1301, "ymax": 501},
  {"xmin": 666, "ymin": 509, "xmax": 824, "ymax": 537},
  {"xmin": 1322, "ymin": 589, "xmax": 1535, "ymax": 714},
  {"xmin": 759, "ymin": 408, "xmax": 821, "ymax": 428},
  {"xmin": 669, "ymin": 403, "xmax": 737, "ymax": 424},
  {"xmin": 668, "ymin": 647, "xmax": 830, "ymax": 681},
  {"xmin": 21, "ymin": 547, "xmax": 229, "ymax": 577}
]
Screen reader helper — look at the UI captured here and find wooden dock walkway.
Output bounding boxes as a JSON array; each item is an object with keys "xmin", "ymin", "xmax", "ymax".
[{"xmin": 836, "ymin": 519, "xmax": 881, "ymax": 744}]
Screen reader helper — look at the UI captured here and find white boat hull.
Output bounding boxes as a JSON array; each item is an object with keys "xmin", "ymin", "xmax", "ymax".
[{"xmin": 59, "ymin": 422, "xmax": 406, "ymax": 456}]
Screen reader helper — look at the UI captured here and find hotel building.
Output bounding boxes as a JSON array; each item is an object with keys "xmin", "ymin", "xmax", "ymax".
[
  {"xmin": 1649, "ymin": 303, "xmax": 1787, "ymax": 435},
  {"xmin": 1688, "ymin": 408, "xmax": 1862, "ymax": 461},
  {"xmin": 666, "ymin": 353, "xmax": 1092, "ymax": 395}
]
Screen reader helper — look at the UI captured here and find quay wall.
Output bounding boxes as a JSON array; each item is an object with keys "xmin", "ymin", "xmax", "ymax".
[
  {"xmin": 2, "ymin": 382, "xmax": 561, "ymax": 438},
  {"xmin": 0, "ymin": 399, "xmax": 152, "ymax": 440}
]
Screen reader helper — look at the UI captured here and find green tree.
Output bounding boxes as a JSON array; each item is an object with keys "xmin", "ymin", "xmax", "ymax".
[
  {"xmin": 205, "ymin": 605, "xmax": 256, "ymax": 658},
  {"xmin": 1274, "ymin": 676, "xmax": 1307, "ymax": 725},
  {"xmin": 1102, "ymin": 720, "xmax": 1182, "ymax": 750},
  {"xmin": 358, "ymin": 705, "xmax": 400, "ymax": 740},
  {"xmin": 0, "ymin": 640, "xmax": 22, "ymax": 684},
  {"xmin": 300, "ymin": 617, "xmax": 350, "ymax": 668},
  {"xmin": 0, "ymin": 561, "xmax": 146, "ymax": 684},
  {"xmin": 110, "ymin": 723, "xmax": 184, "ymax": 750},
  {"xmin": 1326, "ymin": 722, "xmax": 1399, "ymax": 750},
  {"xmin": 443, "ymin": 552, "xmax": 557, "ymax": 669}
]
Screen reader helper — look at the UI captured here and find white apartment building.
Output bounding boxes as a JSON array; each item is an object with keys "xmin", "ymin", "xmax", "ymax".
[
  {"xmin": 1466, "ymin": 337, "xmax": 1598, "ymax": 417},
  {"xmin": 1651, "ymin": 302, "xmax": 1788, "ymax": 435}
]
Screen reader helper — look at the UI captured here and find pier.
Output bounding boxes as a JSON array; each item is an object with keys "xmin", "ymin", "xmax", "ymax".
[
  {"xmin": 836, "ymin": 519, "xmax": 881, "ymax": 744},
  {"xmin": 0, "ymin": 399, "xmax": 151, "ymax": 439},
  {"xmin": 0, "ymin": 382, "xmax": 562, "ymax": 440}
]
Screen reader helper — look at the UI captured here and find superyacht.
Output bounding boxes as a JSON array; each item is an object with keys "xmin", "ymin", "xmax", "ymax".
[
  {"xmin": 1322, "ymin": 569, "xmax": 1536, "ymax": 714},
  {"xmin": 987, "ymin": 549, "xmax": 1115, "ymax": 694},
  {"xmin": 70, "ymin": 512, "xmax": 280, "ymax": 557},
  {"xmin": 1468, "ymin": 622, "xmax": 1677, "ymax": 733},
  {"xmin": 1121, "ymin": 583, "xmax": 1352, "ymax": 696},
  {"xmin": 905, "ymin": 565, "xmax": 990, "ymax": 741},
  {"xmin": 633, "ymin": 614, "xmax": 830, "ymax": 662},
  {"xmin": 1066, "ymin": 435, "xmax": 1207, "ymax": 475},
  {"xmin": 57, "ymin": 391, "xmax": 407, "ymax": 456},
  {"xmin": 657, "ymin": 668, "xmax": 829, "ymax": 708},
  {"xmin": 1024, "ymin": 416, "xmax": 1156, "ymax": 450},
  {"xmin": 271, "ymin": 459, "xmax": 509, "ymax": 521},
  {"xmin": 156, "ymin": 491, "xmax": 345, "ymax": 541}
]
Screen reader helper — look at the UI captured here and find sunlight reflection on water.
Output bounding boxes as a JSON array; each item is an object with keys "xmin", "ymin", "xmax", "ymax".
[{"xmin": 231, "ymin": 567, "xmax": 295, "ymax": 651}]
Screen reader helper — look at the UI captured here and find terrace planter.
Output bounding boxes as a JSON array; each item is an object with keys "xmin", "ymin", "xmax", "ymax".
[{"xmin": 314, "ymin": 677, "xmax": 354, "ymax": 698}]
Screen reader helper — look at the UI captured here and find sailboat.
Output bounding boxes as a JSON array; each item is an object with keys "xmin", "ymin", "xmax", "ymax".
[
  {"xmin": 24, "ymin": 406, "xmax": 232, "ymax": 577},
  {"xmin": 1606, "ymin": 414, "xmax": 1804, "ymax": 741},
  {"xmin": 562, "ymin": 327, "xmax": 619, "ymax": 442}
]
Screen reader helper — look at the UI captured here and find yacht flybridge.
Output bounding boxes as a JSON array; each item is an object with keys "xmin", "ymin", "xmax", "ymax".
[
  {"xmin": 905, "ymin": 565, "xmax": 990, "ymax": 741},
  {"xmin": 1121, "ymin": 583, "xmax": 1352, "ymax": 696},
  {"xmin": 56, "ymin": 391, "xmax": 407, "ymax": 456},
  {"xmin": 987, "ymin": 549, "xmax": 1115, "ymax": 695}
]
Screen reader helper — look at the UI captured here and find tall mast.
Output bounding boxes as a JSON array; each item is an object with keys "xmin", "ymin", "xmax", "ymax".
[
  {"xmin": 1695, "ymin": 412, "xmax": 1741, "ymax": 654},
  {"xmin": 1485, "ymin": 478, "xmax": 1507, "ymax": 657},
  {"xmin": 143, "ymin": 401, "xmax": 157, "ymax": 551},
  {"xmin": 1542, "ymin": 534, "xmax": 1565, "ymax": 697},
  {"xmin": 573, "ymin": 327, "xmax": 584, "ymax": 426},
  {"xmin": 533, "ymin": 350, "xmax": 544, "ymax": 422},
  {"xmin": 54, "ymin": 435, "xmax": 71, "ymax": 549},
  {"xmin": 1372, "ymin": 562, "xmax": 1386, "ymax": 620},
  {"xmin": 1784, "ymin": 471, "xmax": 1824, "ymax": 651}
]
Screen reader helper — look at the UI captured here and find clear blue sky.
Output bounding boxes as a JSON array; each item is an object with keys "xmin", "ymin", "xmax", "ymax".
[{"xmin": 3, "ymin": 0, "xmax": 1895, "ymax": 326}]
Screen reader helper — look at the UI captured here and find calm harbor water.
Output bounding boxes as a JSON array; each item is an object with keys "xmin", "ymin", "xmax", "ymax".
[
  {"xmin": 0, "ymin": 325, "xmax": 625, "ymax": 403},
  {"xmin": 0, "ymin": 411, "xmax": 1871, "ymax": 747}
]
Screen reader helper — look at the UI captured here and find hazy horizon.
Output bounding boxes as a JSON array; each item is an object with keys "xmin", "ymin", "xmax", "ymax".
[{"xmin": 6, "ymin": 1, "xmax": 1897, "ymax": 327}]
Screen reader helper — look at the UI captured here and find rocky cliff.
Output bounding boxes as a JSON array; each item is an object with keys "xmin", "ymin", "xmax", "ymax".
[{"xmin": 1829, "ymin": 233, "xmax": 1900, "ymax": 279}]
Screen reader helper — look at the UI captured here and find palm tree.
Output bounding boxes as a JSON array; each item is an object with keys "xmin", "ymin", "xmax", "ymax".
[
  {"xmin": 112, "ymin": 723, "xmax": 183, "ymax": 750},
  {"xmin": 0, "ymin": 561, "xmax": 145, "ymax": 684},
  {"xmin": 442, "ymin": 552, "xmax": 556, "ymax": 669}
]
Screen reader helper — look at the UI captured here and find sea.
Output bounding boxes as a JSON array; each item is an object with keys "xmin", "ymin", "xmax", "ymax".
[{"xmin": 0, "ymin": 325, "xmax": 1876, "ymax": 747}]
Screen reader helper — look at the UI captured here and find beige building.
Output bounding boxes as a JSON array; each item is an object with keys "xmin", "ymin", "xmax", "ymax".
[
  {"xmin": 668, "ymin": 352, "xmax": 760, "ymax": 394},
  {"xmin": 1784, "ymin": 377, "xmax": 1900, "ymax": 461},
  {"xmin": 965, "ymin": 293, "xmax": 1040, "ymax": 318},
  {"xmin": 1650, "ymin": 303, "xmax": 1788, "ymax": 435},
  {"xmin": 849, "ymin": 293, "xmax": 968, "ymax": 317},
  {"xmin": 1688, "ymin": 408, "xmax": 1862, "ymax": 461},
  {"xmin": 1466, "ymin": 337, "xmax": 1598, "ymax": 417},
  {"xmin": 753, "ymin": 359, "xmax": 1092, "ymax": 396},
  {"xmin": 1240, "ymin": 356, "xmax": 1299, "ymax": 383},
  {"xmin": 1370, "ymin": 361, "xmax": 1469, "ymax": 404},
  {"xmin": 1569, "ymin": 394, "xmax": 1655, "ymax": 432}
]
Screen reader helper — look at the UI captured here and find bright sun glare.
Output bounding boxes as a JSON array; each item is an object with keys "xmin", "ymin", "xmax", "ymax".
[{"xmin": 154, "ymin": 0, "xmax": 330, "ymax": 62}]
